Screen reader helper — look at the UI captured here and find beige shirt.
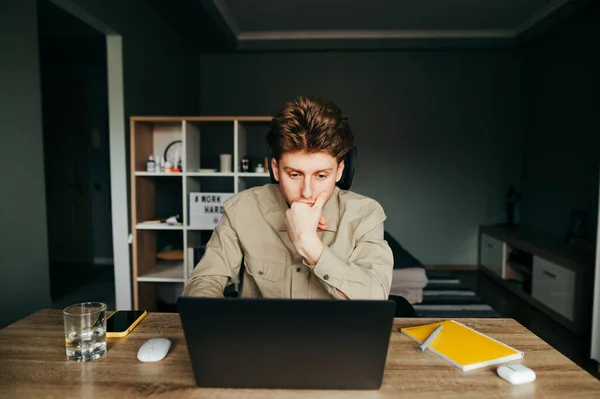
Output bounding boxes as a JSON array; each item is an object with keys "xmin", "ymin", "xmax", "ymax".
[{"xmin": 183, "ymin": 184, "xmax": 393, "ymax": 300}]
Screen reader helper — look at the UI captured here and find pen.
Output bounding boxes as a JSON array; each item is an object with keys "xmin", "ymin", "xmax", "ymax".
[{"xmin": 417, "ymin": 324, "xmax": 443, "ymax": 352}]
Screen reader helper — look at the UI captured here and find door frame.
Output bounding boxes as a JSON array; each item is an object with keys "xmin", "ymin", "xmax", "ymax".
[
  {"xmin": 49, "ymin": 0, "xmax": 131, "ymax": 309},
  {"xmin": 591, "ymin": 168, "xmax": 600, "ymax": 363}
]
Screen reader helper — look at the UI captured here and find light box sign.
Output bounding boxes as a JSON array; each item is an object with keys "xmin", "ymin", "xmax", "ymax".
[{"xmin": 189, "ymin": 192, "xmax": 234, "ymax": 228}]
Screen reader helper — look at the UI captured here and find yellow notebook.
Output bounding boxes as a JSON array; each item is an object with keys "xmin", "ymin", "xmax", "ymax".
[{"xmin": 401, "ymin": 320, "xmax": 524, "ymax": 371}]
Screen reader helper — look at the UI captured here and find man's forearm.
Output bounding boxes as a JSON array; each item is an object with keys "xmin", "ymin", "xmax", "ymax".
[
  {"xmin": 183, "ymin": 275, "xmax": 228, "ymax": 297},
  {"xmin": 311, "ymin": 246, "xmax": 392, "ymax": 300},
  {"xmin": 295, "ymin": 233, "xmax": 324, "ymax": 266},
  {"xmin": 294, "ymin": 236, "xmax": 349, "ymax": 299}
]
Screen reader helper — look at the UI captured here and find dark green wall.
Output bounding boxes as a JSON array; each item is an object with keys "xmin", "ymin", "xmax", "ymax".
[
  {"xmin": 0, "ymin": 0, "xmax": 51, "ymax": 328},
  {"xmin": 0, "ymin": 0, "xmax": 200, "ymax": 327},
  {"xmin": 520, "ymin": 3, "xmax": 600, "ymax": 240},
  {"xmin": 199, "ymin": 50, "xmax": 524, "ymax": 264}
]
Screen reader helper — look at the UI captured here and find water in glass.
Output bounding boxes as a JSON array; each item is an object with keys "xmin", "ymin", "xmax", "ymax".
[
  {"xmin": 65, "ymin": 326, "xmax": 107, "ymax": 361},
  {"xmin": 63, "ymin": 302, "xmax": 107, "ymax": 362}
]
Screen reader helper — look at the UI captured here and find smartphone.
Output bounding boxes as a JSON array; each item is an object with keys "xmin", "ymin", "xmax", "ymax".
[{"xmin": 106, "ymin": 310, "xmax": 148, "ymax": 338}]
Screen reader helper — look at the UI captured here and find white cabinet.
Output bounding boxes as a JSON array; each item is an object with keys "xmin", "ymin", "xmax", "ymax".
[
  {"xmin": 479, "ymin": 226, "xmax": 591, "ymax": 335},
  {"xmin": 480, "ymin": 234, "xmax": 505, "ymax": 277},
  {"xmin": 531, "ymin": 256, "xmax": 576, "ymax": 321}
]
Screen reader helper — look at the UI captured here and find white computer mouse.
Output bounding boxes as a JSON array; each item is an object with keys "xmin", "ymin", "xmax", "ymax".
[
  {"xmin": 137, "ymin": 338, "xmax": 171, "ymax": 362},
  {"xmin": 497, "ymin": 363, "xmax": 536, "ymax": 385}
]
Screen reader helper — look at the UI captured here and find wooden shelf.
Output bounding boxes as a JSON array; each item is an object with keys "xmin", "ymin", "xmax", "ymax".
[
  {"xmin": 131, "ymin": 116, "xmax": 272, "ymax": 123},
  {"xmin": 507, "ymin": 261, "xmax": 532, "ymax": 276},
  {"xmin": 137, "ymin": 262, "xmax": 185, "ymax": 282},
  {"xmin": 131, "ymin": 116, "xmax": 272, "ymax": 309},
  {"xmin": 187, "ymin": 226, "xmax": 216, "ymax": 231},
  {"xmin": 479, "ymin": 225, "xmax": 593, "ymax": 335},
  {"xmin": 238, "ymin": 172, "xmax": 270, "ymax": 178},
  {"xmin": 480, "ymin": 225, "xmax": 594, "ymax": 273},
  {"xmin": 136, "ymin": 223, "xmax": 183, "ymax": 230},
  {"xmin": 186, "ymin": 172, "xmax": 235, "ymax": 177},
  {"xmin": 180, "ymin": 172, "xmax": 269, "ymax": 178},
  {"xmin": 480, "ymin": 266, "xmax": 576, "ymax": 331},
  {"xmin": 135, "ymin": 172, "xmax": 182, "ymax": 177}
]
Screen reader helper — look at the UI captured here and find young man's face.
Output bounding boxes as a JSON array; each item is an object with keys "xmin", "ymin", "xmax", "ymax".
[{"xmin": 272, "ymin": 151, "xmax": 345, "ymax": 206}]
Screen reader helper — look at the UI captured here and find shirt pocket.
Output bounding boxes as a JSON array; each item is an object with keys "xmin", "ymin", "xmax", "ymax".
[{"xmin": 244, "ymin": 256, "xmax": 286, "ymax": 297}]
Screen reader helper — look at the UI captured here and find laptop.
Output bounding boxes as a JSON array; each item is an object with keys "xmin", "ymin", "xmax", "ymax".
[{"xmin": 177, "ymin": 297, "xmax": 396, "ymax": 390}]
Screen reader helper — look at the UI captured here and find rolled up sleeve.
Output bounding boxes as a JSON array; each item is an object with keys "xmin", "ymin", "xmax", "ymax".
[{"xmin": 310, "ymin": 203, "xmax": 393, "ymax": 300}]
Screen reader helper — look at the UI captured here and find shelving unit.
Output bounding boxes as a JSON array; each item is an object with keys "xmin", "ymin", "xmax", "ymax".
[
  {"xmin": 136, "ymin": 224, "xmax": 184, "ymax": 230},
  {"xmin": 137, "ymin": 262, "xmax": 186, "ymax": 283},
  {"xmin": 478, "ymin": 225, "xmax": 595, "ymax": 335},
  {"xmin": 186, "ymin": 172, "xmax": 236, "ymax": 177},
  {"xmin": 130, "ymin": 116, "xmax": 273, "ymax": 310},
  {"xmin": 134, "ymin": 172, "xmax": 182, "ymax": 177}
]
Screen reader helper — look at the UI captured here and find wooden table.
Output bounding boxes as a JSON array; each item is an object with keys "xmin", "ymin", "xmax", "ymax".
[{"xmin": 1, "ymin": 310, "xmax": 599, "ymax": 398}]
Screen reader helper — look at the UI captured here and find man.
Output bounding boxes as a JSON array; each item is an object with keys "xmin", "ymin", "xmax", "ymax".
[{"xmin": 183, "ymin": 96, "xmax": 393, "ymax": 300}]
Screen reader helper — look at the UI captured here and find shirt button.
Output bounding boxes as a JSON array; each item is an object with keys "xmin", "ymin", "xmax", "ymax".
[
  {"xmin": 323, "ymin": 274, "xmax": 330, "ymax": 280},
  {"xmin": 258, "ymin": 271, "xmax": 264, "ymax": 276},
  {"xmin": 296, "ymin": 268, "xmax": 301, "ymax": 273}
]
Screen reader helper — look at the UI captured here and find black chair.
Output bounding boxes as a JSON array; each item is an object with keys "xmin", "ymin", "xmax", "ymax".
[
  {"xmin": 388, "ymin": 295, "xmax": 416, "ymax": 317},
  {"xmin": 384, "ymin": 231, "xmax": 424, "ymax": 270},
  {"xmin": 223, "ymin": 284, "xmax": 239, "ymax": 298}
]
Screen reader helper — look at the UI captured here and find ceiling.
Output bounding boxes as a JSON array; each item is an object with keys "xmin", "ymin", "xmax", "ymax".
[
  {"xmin": 38, "ymin": 0, "xmax": 592, "ymax": 53},
  {"xmin": 37, "ymin": 0, "xmax": 105, "ymax": 60},
  {"xmin": 152, "ymin": 0, "xmax": 593, "ymax": 51},
  {"xmin": 228, "ymin": 0, "xmax": 556, "ymax": 34}
]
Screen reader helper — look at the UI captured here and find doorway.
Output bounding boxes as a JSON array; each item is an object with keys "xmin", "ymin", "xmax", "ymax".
[{"xmin": 37, "ymin": 0, "xmax": 115, "ymax": 307}]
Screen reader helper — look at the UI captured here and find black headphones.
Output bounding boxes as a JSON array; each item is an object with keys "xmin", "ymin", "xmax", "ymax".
[{"xmin": 266, "ymin": 146, "xmax": 357, "ymax": 190}]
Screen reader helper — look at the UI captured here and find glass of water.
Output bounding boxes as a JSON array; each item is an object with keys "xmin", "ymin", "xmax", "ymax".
[{"xmin": 63, "ymin": 302, "xmax": 107, "ymax": 362}]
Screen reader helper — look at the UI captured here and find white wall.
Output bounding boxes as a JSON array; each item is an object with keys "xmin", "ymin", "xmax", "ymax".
[
  {"xmin": 199, "ymin": 50, "xmax": 523, "ymax": 265},
  {"xmin": 0, "ymin": 0, "xmax": 51, "ymax": 327}
]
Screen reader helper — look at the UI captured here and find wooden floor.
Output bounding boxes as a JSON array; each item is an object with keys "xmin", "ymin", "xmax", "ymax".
[{"xmin": 454, "ymin": 270, "xmax": 600, "ymax": 380}]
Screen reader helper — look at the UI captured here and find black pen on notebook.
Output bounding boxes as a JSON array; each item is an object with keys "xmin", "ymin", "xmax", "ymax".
[{"xmin": 417, "ymin": 324, "xmax": 443, "ymax": 352}]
